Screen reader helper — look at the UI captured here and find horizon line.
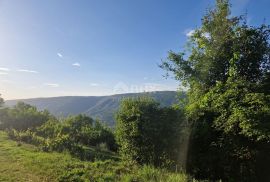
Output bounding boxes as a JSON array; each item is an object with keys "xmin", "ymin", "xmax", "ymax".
[{"xmin": 4, "ymin": 90, "xmax": 181, "ymax": 101}]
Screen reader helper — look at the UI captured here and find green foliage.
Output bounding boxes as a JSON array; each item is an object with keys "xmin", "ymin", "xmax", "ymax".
[
  {"xmin": 161, "ymin": 0, "xmax": 270, "ymax": 91},
  {"xmin": 5, "ymin": 111, "xmax": 118, "ymax": 160},
  {"xmin": 186, "ymin": 79, "xmax": 270, "ymax": 181},
  {"xmin": 7, "ymin": 129, "xmax": 45, "ymax": 146},
  {"xmin": 116, "ymin": 97, "xmax": 182, "ymax": 167},
  {"xmin": 201, "ymin": 79, "xmax": 270, "ymax": 141},
  {"xmin": 161, "ymin": 0, "xmax": 270, "ymax": 181},
  {"xmin": 59, "ymin": 115, "xmax": 117, "ymax": 151},
  {"xmin": 36, "ymin": 118, "xmax": 62, "ymax": 139},
  {"xmin": 0, "ymin": 102, "xmax": 52, "ymax": 131},
  {"xmin": 0, "ymin": 131, "xmax": 192, "ymax": 182},
  {"xmin": 58, "ymin": 160, "xmax": 191, "ymax": 182}
]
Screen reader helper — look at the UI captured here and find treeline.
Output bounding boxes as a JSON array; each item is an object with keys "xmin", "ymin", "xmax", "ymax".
[
  {"xmin": 0, "ymin": 96, "xmax": 189, "ymax": 181},
  {"xmin": 0, "ymin": 101, "xmax": 118, "ymax": 160},
  {"xmin": 161, "ymin": 0, "xmax": 270, "ymax": 181},
  {"xmin": 0, "ymin": 97, "xmax": 183, "ymax": 168}
]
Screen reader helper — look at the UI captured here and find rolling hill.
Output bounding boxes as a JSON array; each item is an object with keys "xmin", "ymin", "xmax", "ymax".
[{"xmin": 5, "ymin": 91, "xmax": 181, "ymax": 126}]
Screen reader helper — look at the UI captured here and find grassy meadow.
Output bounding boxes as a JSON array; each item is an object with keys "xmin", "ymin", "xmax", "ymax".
[{"xmin": 0, "ymin": 131, "xmax": 192, "ymax": 182}]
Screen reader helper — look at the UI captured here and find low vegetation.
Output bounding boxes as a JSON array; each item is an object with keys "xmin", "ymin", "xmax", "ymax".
[
  {"xmin": 0, "ymin": 131, "xmax": 191, "ymax": 181},
  {"xmin": 0, "ymin": 95, "xmax": 190, "ymax": 181}
]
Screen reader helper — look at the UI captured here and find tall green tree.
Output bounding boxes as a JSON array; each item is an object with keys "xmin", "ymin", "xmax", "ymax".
[
  {"xmin": 161, "ymin": 0, "xmax": 270, "ymax": 181},
  {"xmin": 161, "ymin": 0, "xmax": 270, "ymax": 92}
]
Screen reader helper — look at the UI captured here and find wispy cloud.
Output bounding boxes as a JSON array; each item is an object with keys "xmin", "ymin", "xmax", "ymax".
[
  {"xmin": 44, "ymin": 83, "xmax": 59, "ymax": 88},
  {"xmin": 0, "ymin": 67, "xmax": 10, "ymax": 72},
  {"xmin": 72, "ymin": 62, "xmax": 81, "ymax": 67},
  {"xmin": 185, "ymin": 29, "xmax": 195, "ymax": 37},
  {"xmin": 17, "ymin": 69, "xmax": 39, "ymax": 73},
  {"xmin": 0, "ymin": 67, "xmax": 9, "ymax": 75},
  {"xmin": 90, "ymin": 83, "xmax": 99, "ymax": 87},
  {"xmin": 0, "ymin": 79, "xmax": 14, "ymax": 83},
  {"xmin": 57, "ymin": 53, "xmax": 63, "ymax": 58}
]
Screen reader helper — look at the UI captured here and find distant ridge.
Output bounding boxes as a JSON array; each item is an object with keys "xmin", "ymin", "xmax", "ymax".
[{"xmin": 5, "ymin": 91, "xmax": 181, "ymax": 126}]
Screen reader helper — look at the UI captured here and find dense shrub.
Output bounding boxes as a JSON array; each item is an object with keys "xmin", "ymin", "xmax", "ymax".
[
  {"xmin": 7, "ymin": 129, "xmax": 45, "ymax": 146},
  {"xmin": 5, "ymin": 112, "xmax": 118, "ymax": 160},
  {"xmin": 116, "ymin": 97, "xmax": 183, "ymax": 167},
  {"xmin": 0, "ymin": 102, "xmax": 52, "ymax": 131}
]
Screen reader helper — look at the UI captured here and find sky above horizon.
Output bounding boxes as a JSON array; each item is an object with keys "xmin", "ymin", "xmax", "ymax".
[{"xmin": 0, "ymin": 0, "xmax": 269, "ymax": 100}]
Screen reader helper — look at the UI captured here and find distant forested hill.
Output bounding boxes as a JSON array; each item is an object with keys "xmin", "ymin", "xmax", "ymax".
[{"xmin": 5, "ymin": 91, "xmax": 182, "ymax": 126}]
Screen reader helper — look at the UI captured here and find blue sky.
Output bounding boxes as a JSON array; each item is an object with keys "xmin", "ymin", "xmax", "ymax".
[{"xmin": 0, "ymin": 0, "xmax": 269, "ymax": 99}]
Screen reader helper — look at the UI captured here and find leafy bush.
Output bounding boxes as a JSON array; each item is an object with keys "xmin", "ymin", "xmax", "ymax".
[
  {"xmin": 116, "ymin": 97, "xmax": 183, "ymax": 167},
  {"xmin": 7, "ymin": 129, "xmax": 45, "ymax": 146},
  {"xmin": 6, "ymin": 112, "xmax": 118, "ymax": 161},
  {"xmin": 0, "ymin": 102, "xmax": 52, "ymax": 131},
  {"xmin": 45, "ymin": 134, "xmax": 73, "ymax": 152}
]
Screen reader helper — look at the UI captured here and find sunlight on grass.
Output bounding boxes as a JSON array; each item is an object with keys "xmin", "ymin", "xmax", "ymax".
[{"xmin": 0, "ymin": 131, "xmax": 191, "ymax": 182}]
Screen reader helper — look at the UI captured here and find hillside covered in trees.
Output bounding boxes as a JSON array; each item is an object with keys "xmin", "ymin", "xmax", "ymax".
[{"xmin": 5, "ymin": 91, "xmax": 179, "ymax": 126}]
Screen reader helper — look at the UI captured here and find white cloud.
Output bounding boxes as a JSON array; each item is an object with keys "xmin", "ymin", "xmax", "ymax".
[
  {"xmin": 90, "ymin": 83, "xmax": 99, "ymax": 87},
  {"xmin": 0, "ymin": 72, "xmax": 8, "ymax": 75},
  {"xmin": 185, "ymin": 29, "xmax": 195, "ymax": 37},
  {"xmin": 185, "ymin": 29, "xmax": 211, "ymax": 39},
  {"xmin": 57, "ymin": 53, "xmax": 63, "ymax": 58},
  {"xmin": 0, "ymin": 67, "xmax": 9, "ymax": 72},
  {"xmin": 17, "ymin": 69, "xmax": 39, "ymax": 73},
  {"xmin": 72, "ymin": 62, "xmax": 81, "ymax": 67},
  {"xmin": 44, "ymin": 83, "xmax": 59, "ymax": 88}
]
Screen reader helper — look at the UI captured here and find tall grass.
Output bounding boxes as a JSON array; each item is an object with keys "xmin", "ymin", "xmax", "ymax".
[{"xmin": 0, "ymin": 131, "xmax": 198, "ymax": 181}]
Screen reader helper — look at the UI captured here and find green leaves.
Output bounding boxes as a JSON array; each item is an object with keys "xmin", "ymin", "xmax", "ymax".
[
  {"xmin": 0, "ymin": 102, "xmax": 52, "ymax": 131},
  {"xmin": 162, "ymin": 0, "xmax": 270, "ymax": 180},
  {"xmin": 115, "ymin": 97, "xmax": 182, "ymax": 167},
  {"xmin": 162, "ymin": 1, "xmax": 270, "ymax": 92},
  {"xmin": 200, "ymin": 79, "xmax": 270, "ymax": 141}
]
